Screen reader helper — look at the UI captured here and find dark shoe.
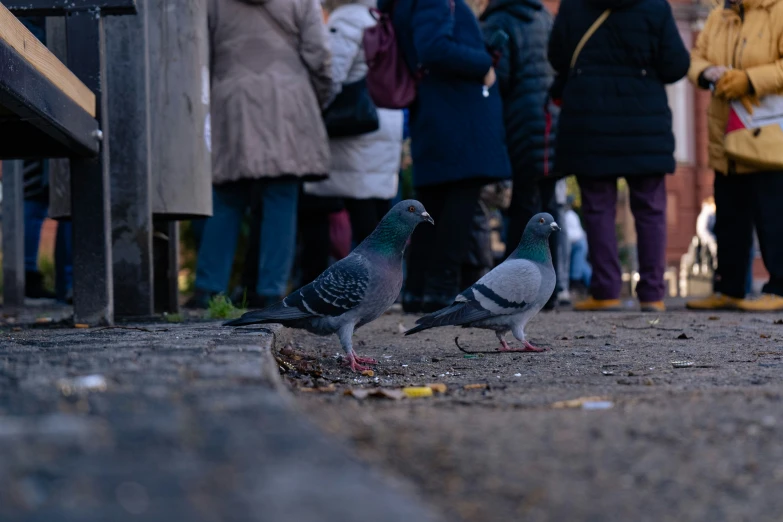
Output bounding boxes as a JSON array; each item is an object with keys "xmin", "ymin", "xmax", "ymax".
[
  {"xmin": 25, "ymin": 271, "xmax": 56, "ymax": 299},
  {"xmin": 402, "ymin": 292, "xmax": 423, "ymax": 314},
  {"xmin": 421, "ymin": 294, "xmax": 454, "ymax": 314},
  {"xmin": 247, "ymin": 293, "xmax": 284, "ymax": 310},
  {"xmin": 184, "ymin": 289, "xmax": 217, "ymax": 310}
]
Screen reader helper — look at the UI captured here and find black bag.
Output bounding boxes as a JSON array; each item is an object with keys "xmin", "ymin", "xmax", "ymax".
[{"xmin": 323, "ymin": 78, "xmax": 380, "ymax": 138}]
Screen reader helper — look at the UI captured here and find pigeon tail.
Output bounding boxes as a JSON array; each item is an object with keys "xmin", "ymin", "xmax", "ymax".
[
  {"xmin": 223, "ymin": 301, "xmax": 311, "ymax": 326},
  {"xmin": 405, "ymin": 302, "xmax": 493, "ymax": 335}
]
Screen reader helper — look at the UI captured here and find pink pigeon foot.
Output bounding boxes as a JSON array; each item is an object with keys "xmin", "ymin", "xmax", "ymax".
[
  {"xmin": 351, "ymin": 352, "xmax": 378, "ymax": 365},
  {"xmin": 342, "ymin": 353, "xmax": 372, "ymax": 372},
  {"xmin": 522, "ymin": 340, "xmax": 546, "ymax": 352},
  {"xmin": 496, "ymin": 339, "xmax": 547, "ymax": 352}
]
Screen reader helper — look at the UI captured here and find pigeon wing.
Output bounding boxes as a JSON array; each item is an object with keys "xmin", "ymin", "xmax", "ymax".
[
  {"xmin": 465, "ymin": 258, "xmax": 543, "ymax": 316},
  {"xmin": 225, "ymin": 254, "xmax": 370, "ymax": 326},
  {"xmin": 285, "ymin": 253, "xmax": 371, "ymax": 317}
]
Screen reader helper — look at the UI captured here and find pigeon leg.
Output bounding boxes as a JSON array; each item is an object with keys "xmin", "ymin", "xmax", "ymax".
[
  {"xmin": 496, "ymin": 331, "xmax": 546, "ymax": 352},
  {"xmin": 337, "ymin": 323, "xmax": 371, "ymax": 372}
]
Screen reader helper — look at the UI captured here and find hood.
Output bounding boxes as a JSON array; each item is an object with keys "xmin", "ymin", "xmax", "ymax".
[
  {"xmin": 480, "ymin": 0, "xmax": 543, "ymax": 22},
  {"xmin": 585, "ymin": 0, "xmax": 643, "ymax": 10}
]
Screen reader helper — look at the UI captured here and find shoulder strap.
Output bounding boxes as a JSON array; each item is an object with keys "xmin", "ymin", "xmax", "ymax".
[{"xmin": 570, "ymin": 9, "xmax": 611, "ymax": 69}]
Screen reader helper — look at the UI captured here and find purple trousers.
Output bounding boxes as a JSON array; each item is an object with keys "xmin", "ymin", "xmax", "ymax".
[{"xmin": 578, "ymin": 175, "xmax": 667, "ymax": 302}]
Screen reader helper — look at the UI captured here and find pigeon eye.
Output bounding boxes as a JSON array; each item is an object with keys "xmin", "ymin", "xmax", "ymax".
[
  {"xmin": 408, "ymin": 206, "xmax": 415, "ymax": 212},
  {"xmin": 539, "ymin": 217, "xmax": 545, "ymax": 224}
]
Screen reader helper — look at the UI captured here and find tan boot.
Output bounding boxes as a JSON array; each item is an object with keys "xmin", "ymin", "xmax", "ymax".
[
  {"xmin": 685, "ymin": 293, "xmax": 742, "ymax": 311},
  {"xmin": 737, "ymin": 294, "xmax": 783, "ymax": 312},
  {"xmin": 640, "ymin": 301, "xmax": 666, "ymax": 312},
  {"xmin": 573, "ymin": 297, "xmax": 622, "ymax": 312}
]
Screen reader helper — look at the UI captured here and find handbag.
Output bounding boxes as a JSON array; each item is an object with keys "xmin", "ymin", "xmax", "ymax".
[
  {"xmin": 724, "ymin": 95, "xmax": 783, "ymax": 170},
  {"xmin": 322, "ymin": 78, "xmax": 380, "ymax": 138}
]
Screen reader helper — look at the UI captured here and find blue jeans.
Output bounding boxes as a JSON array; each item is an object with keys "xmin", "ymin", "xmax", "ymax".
[
  {"xmin": 24, "ymin": 199, "xmax": 48, "ymax": 272},
  {"xmin": 195, "ymin": 180, "xmax": 299, "ymax": 298},
  {"xmin": 570, "ymin": 237, "xmax": 592, "ymax": 287},
  {"xmin": 55, "ymin": 221, "xmax": 73, "ymax": 302}
]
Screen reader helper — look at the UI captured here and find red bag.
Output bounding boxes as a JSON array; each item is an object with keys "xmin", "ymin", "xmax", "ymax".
[
  {"xmin": 363, "ymin": 1, "xmax": 454, "ymax": 109},
  {"xmin": 329, "ymin": 209, "xmax": 352, "ymax": 260}
]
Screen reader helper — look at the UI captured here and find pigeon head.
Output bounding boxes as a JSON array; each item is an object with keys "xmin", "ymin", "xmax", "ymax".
[
  {"xmin": 527, "ymin": 212, "xmax": 560, "ymax": 238},
  {"xmin": 389, "ymin": 199, "xmax": 435, "ymax": 227},
  {"xmin": 358, "ymin": 200, "xmax": 434, "ymax": 256},
  {"xmin": 510, "ymin": 213, "xmax": 559, "ymax": 262}
]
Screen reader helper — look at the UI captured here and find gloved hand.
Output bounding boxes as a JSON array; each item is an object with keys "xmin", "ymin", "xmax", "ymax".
[
  {"xmin": 715, "ymin": 69, "xmax": 751, "ymax": 99},
  {"xmin": 738, "ymin": 94, "xmax": 761, "ymax": 114},
  {"xmin": 702, "ymin": 65, "xmax": 728, "ymax": 83}
]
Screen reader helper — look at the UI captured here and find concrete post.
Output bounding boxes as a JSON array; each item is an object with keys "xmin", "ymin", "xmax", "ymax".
[
  {"xmin": 105, "ymin": 0, "xmax": 155, "ymax": 317},
  {"xmin": 147, "ymin": 0, "xmax": 212, "ymax": 219}
]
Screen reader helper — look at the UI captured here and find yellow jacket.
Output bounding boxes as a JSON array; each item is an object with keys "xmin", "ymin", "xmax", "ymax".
[{"xmin": 689, "ymin": 0, "xmax": 783, "ymax": 173}]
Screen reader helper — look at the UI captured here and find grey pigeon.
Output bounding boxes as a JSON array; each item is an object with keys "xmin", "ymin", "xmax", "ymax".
[
  {"xmin": 405, "ymin": 213, "xmax": 559, "ymax": 352},
  {"xmin": 225, "ymin": 200, "xmax": 434, "ymax": 371}
]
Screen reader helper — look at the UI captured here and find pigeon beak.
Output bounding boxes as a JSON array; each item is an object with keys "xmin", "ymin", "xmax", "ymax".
[
  {"xmin": 421, "ymin": 211, "xmax": 435, "ymax": 225},
  {"xmin": 550, "ymin": 222, "xmax": 561, "ymax": 232}
]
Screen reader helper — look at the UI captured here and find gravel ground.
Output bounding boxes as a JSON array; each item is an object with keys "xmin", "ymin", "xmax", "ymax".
[{"xmin": 282, "ymin": 302, "xmax": 783, "ymax": 522}]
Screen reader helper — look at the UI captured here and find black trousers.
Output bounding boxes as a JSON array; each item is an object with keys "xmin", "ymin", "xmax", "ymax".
[
  {"xmin": 714, "ymin": 171, "xmax": 783, "ymax": 298},
  {"xmin": 344, "ymin": 198, "xmax": 392, "ymax": 244},
  {"xmin": 406, "ymin": 181, "xmax": 484, "ymax": 301},
  {"xmin": 298, "ymin": 195, "xmax": 390, "ymax": 287},
  {"xmin": 504, "ymin": 175, "xmax": 560, "ymax": 301}
]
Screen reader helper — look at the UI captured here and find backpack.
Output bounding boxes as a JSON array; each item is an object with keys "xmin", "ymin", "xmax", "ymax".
[{"xmin": 363, "ymin": 0, "xmax": 455, "ymax": 110}]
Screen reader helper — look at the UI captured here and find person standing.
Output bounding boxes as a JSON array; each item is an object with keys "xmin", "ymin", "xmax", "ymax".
[
  {"xmin": 548, "ymin": 0, "xmax": 690, "ymax": 312},
  {"xmin": 300, "ymin": 0, "xmax": 405, "ymax": 278},
  {"xmin": 479, "ymin": 0, "xmax": 562, "ymax": 308},
  {"xmin": 379, "ymin": 0, "xmax": 512, "ymax": 313},
  {"xmin": 188, "ymin": 0, "xmax": 332, "ymax": 309},
  {"xmin": 686, "ymin": 0, "xmax": 783, "ymax": 312}
]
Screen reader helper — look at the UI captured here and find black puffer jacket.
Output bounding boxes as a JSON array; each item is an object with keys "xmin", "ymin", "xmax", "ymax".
[
  {"xmin": 481, "ymin": 0, "xmax": 557, "ymax": 181},
  {"xmin": 548, "ymin": 0, "xmax": 690, "ymax": 177}
]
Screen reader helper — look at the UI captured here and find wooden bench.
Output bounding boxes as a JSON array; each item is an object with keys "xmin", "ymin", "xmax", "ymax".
[{"xmin": 1, "ymin": 0, "xmax": 136, "ymax": 324}]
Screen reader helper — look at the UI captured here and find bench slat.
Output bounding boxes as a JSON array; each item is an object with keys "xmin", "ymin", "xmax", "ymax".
[{"xmin": 0, "ymin": 2, "xmax": 96, "ymax": 117}]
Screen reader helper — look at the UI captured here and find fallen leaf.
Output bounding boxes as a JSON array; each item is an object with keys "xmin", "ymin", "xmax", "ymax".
[
  {"xmin": 676, "ymin": 333, "xmax": 691, "ymax": 340},
  {"xmin": 709, "ymin": 316, "xmax": 720, "ymax": 321},
  {"xmin": 760, "ymin": 334, "xmax": 771, "ymax": 339},
  {"xmin": 12, "ymin": 327, "xmax": 22, "ymax": 332},
  {"xmin": 426, "ymin": 383, "xmax": 448, "ymax": 393},
  {"xmin": 361, "ymin": 369, "xmax": 375, "ymax": 377},
  {"xmin": 74, "ymin": 323, "xmax": 90, "ymax": 329},
  {"xmin": 551, "ymin": 396, "xmax": 609, "ymax": 409},
  {"xmin": 345, "ymin": 388, "xmax": 405, "ymax": 400},
  {"xmin": 35, "ymin": 317, "xmax": 53, "ymax": 324},
  {"xmin": 648, "ymin": 318, "xmax": 660, "ymax": 326},
  {"xmin": 463, "ymin": 383, "xmax": 488, "ymax": 390}
]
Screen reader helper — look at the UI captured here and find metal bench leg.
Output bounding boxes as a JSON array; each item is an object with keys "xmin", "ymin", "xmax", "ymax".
[
  {"xmin": 1, "ymin": 160, "xmax": 25, "ymax": 310},
  {"xmin": 67, "ymin": 10, "xmax": 113, "ymax": 325}
]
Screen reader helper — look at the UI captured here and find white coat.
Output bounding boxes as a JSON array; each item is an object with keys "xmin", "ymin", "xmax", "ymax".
[{"xmin": 304, "ymin": 1, "xmax": 404, "ymax": 200}]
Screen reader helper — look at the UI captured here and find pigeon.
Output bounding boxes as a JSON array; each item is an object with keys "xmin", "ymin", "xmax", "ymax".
[
  {"xmin": 225, "ymin": 200, "xmax": 434, "ymax": 371},
  {"xmin": 405, "ymin": 212, "xmax": 559, "ymax": 352}
]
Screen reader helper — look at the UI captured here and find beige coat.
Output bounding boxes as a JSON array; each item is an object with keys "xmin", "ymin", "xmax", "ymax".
[
  {"xmin": 689, "ymin": 0, "xmax": 783, "ymax": 173},
  {"xmin": 208, "ymin": 0, "xmax": 332, "ymax": 183}
]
